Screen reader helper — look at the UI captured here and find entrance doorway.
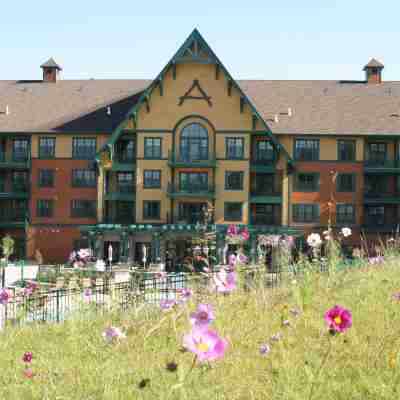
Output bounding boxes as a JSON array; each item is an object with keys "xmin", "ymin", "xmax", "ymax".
[{"xmin": 178, "ymin": 202, "xmax": 207, "ymax": 224}]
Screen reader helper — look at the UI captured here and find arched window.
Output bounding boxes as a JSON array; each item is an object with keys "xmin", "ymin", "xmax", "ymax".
[{"xmin": 180, "ymin": 123, "xmax": 209, "ymax": 161}]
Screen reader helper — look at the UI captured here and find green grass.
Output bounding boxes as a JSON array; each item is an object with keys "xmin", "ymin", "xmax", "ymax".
[{"xmin": 1, "ymin": 260, "xmax": 400, "ymax": 400}]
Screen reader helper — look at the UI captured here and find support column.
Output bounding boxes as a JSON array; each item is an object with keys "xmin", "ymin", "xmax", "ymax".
[
  {"xmin": 88, "ymin": 231, "xmax": 96, "ymax": 257},
  {"xmin": 95, "ymin": 233, "xmax": 104, "ymax": 260},
  {"xmin": 120, "ymin": 230, "xmax": 128, "ymax": 262},
  {"xmin": 97, "ymin": 167, "xmax": 105, "ymax": 223},
  {"xmin": 151, "ymin": 232, "xmax": 161, "ymax": 263},
  {"xmin": 281, "ymin": 163, "xmax": 290, "ymax": 226},
  {"xmin": 216, "ymin": 230, "xmax": 225, "ymax": 265}
]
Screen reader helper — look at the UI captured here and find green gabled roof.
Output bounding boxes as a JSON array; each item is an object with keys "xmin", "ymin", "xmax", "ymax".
[{"xmin": 98, "ymin": 28, "xmax": 293, "ymax": 165}]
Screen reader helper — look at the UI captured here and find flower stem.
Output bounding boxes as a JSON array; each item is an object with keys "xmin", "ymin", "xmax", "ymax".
[{"xmin": 308, "ymin": 336, "xmax": 333, "ymax": 400}]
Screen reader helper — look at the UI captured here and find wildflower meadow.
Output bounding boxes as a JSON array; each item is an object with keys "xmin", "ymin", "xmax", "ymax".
[{"xmin": 0, "ymin": 232, "xmax": 400, "ymax": 399}]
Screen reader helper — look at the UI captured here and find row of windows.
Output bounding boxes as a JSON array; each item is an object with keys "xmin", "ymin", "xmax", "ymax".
[
  {"xmin": 36, "ymin": 199, "xmax": 96, "ymax": 218},
  {"xmin": 294, "ymin": 173, "xmax": 356, "ymax": 192},
  {"xmin": 292, "ymin": 204, "xmax": 356, "ymax": 224},
  {"xmin": 0, "ymin": 139, "xmax": 30, "ymax": 162},
  {"xmin": 142, "ymin": 200, "xmax": 243, "ymax": 221},
  {"xmin": 294, "ymin": 139, "xmax": 357, "ymax": 161},
  {"xmin": 38, "ymin": 137, "xmax": 97, "ymax": 159},
  {"xmin": 37, "ymin": 169, "xmax": 97, "ymax": 188}
]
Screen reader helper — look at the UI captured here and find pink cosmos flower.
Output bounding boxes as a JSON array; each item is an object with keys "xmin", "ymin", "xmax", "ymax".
[
  {"xmin": 237, "ymin": 253, "xmax": 248, "ymax": 265},
  {"xmin": 160, "ymin": 299, "xmax": 176, "ymax": 310},
  {"xmin": 155, "ymin": 271, "xmax": 167, "ymax": 279},
  {"xmin": 177, "ymin": 288, "xmax": 193, "ymax": 303},
  {"xmin": 0, "ymin": 288, "xmax": 11, "ymax": 305},
  {"xmin": 102, "ymin": 326, "xmax": 126, "ymax": 343},
  {"xmin": 22, "ymin": 352, "xmax": 33, "ymax": 363},
  {"xmin": 228, "ymin": 254, "xmax": 237, "ymax": 267},
  {"xmin": 271, "ymin": 332, "xmax": 283, "ymax": 342},
  {"xmin": 190, "ymin": 304, "xmax": 215, "ymax": 328},
  {"xmin": 183, "ymin": 327, "xmax": 228, "ymax": 362},
  {"xmin": 23, "ymin": 368, "xmax": 34, "ymax": 379},
  {"xmin": 241, "ymin": 228, "xmax": 250, "ymax": 241},
  {"xmin": 324, "ymin": 305, "xmax": 352, "ymax": 333},
  {"xmin": 227, "ymin": 225, "xmax": 239, "ymax": 237},
  {"xmin": 213, "ymin": 269, "xmax": 237, "ymax": 293}
]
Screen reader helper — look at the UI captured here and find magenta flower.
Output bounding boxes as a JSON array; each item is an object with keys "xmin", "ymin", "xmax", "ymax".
[
  {"xmin": 324, "ymin": 305, "xmax": 352, "ymax": 333},
  {"xmin": 160, "ymin": 299, "xmax": 176, "ymax": 310},
  {"xmin": 183, "ymin": 327, "xmax": 228, "ymax": 362},
  {"xmin": 0, "ymin": 288, "xmax": 11, "ymax": 305},
  {"xmin": 227, "ymin": 224, "xmax": 239, "ymax": 237},
  {"xmin": 102, "ymin": 326, "xmax": 126, "ymax": 343},
  {"xmin": 190, "ymin": 304, "xmax": 215, "ymax": 328},
  {"xmin": 155, "ymin": 271, "xmax": 167, "ymax": 279},
  {"xmin": 241, "ymin": 228, "xmax": 250, "ymax": 241},
  {"xmin": 213, "ymin": 269, "xmax": 237, "ymax": 293},
  {"xmin": 22, "ymin": 352, "xmax": 33, "ymax": 364}
]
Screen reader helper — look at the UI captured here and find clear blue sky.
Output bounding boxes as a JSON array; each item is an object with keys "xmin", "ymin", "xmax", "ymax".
[{"xmin": 1, "ymin": 0, "xmax": 400, "ymax": 81}]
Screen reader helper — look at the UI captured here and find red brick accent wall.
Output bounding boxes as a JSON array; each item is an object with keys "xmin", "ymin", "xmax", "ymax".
[
  {"xmin": 30, "ymin": 159, "xmax": 97, "ymax": 225},
  {"xmin": 291, "ymin": 162, "xmax": 364, "ymax": 226}
]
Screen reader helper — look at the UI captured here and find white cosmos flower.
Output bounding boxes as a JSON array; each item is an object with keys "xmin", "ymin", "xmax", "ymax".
[
  {"xmin": 307, "ymin": 233, "xmax": 322, "ymax": 248},
  {"xmin": 341, "ymin": 227, "xmax": 352, "ymax": 238}
]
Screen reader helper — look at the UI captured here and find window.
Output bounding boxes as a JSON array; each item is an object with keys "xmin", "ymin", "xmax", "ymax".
[
  {"xmin": 72, "ymin": 169, "xmax": 96, "ymax": 187},
  {"xmin": 224, "ymin": 202, "xmax": 243, "ymax": 221},
  {"xmin": 253, "ymin": 139, "xmax": 275, "ymax": 162},
  {"xmin": 38, "ymin": 169, "xmax": 55, "ymax": 187},
  {"xmin": 71, "ymin": 200, "xmax": 96, "ymax": 218},
  {"xmin": 294, "ymin": 139, "xmax": 319, "ymax": 161},
  {"xmin": 292, "ymin": 204, "xmax": 319, "ymax": 223},
  {"xmin": 367, "ymin": 142, "xmax": 387, "ymax": 163},
  {"xmin": 226, "ymin": 138, "xmax": 244, "ymax": 160},
  {"xmin": 13, "ymin": 138, "xmax": 29, "ymax": 162},
  {"xmin": 117, "ymin": 172, "xmax": 135, "ymax": 193},
  {"xmin": 144, "ymin": 138, "xmax": 162, "ymax": 159},
  {"xmin": 294, "ymin": 173, "xmax": 319, "ymax": 192},
  {"xmin": 336, "ymin": 204, "xmax": 355, "ymax": 224},
  {"xmin": 143, "ymin": 201, "xmax": 160, "ymax": 220},
  {"xmin": 72, "ymin": 138, "xmax": 97, "ymax": 159},
  {"xmin": 225, "ymin": 171, "xmax": 244, "ymax": 190},
  {"xmin": 365, "ymin": 175, "xmax": 388, "ymax": 195},
  {"xmin": 116, "ymin": 201, "xmax": 135, "ymax": 223},
  {"xmin": 37, "ymin": 199, "xmax": 54, "ymax": 218},
  {"xmin": 180, "ymin": 123, "xmax": 208, "ymax": 161},
  {"xmin": 365, "ymin": 206, "xmax": 385, "ymax": 225},
  {"xmin": 252, "ymin": 204, "xmax": 275, "ymax": 225},
  {"xmin": 143, "ymin": 170, "xmax": 161, "ymax": 188},
  {"xmin": 116, "ymin": 139, "xmax": 135, "ymax": 162},
  {"xmin": 39, "ymin": 137, "xmax": 56, "ymax": 158},
  {"xmin": 179, "ymin": 172, "xmax": 208, "ymax": 191},
  {"xmin": 337, "ymin": 173, "xmax": 356, "ymax": 192},
  {"xmin": 12, "ymin": 171, "xmax": 29, "ymax": 192},
  {"xmin": 251, "ymin": 173, "xmax": 275, "ymax": 195},
  {"xmin": 178, "ymin": 203, "xmax": 207, "ymax": 224},
  {"xmin": 338, "ymin": 140, "xmax": 355, "ymax": 161}
]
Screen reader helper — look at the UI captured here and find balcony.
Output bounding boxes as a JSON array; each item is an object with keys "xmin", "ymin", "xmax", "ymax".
[
  {"xmin": 250, "ymin": 158, "xmax": 276, "ymax": 173},
  {"xmin": 251, "ymin": 215, "xmax": 281, "ymax": 226},
  {"xmin": 111, "ymin": 155, "xmax": 135, "ymax": 172},
  {"xmin": 105, "ymin": 191, "xmax": 135, "ymax": 202},
  {"xmin": 167, "ymin": 183, "xmax": 215, "ymax": 199},
  {"xmin": 364, "ymin": 191, "xmax": 400, "ymax": 204},
  {"xmin": 168, "ymin": 151, "xmax": 217, "ymax": 168},
  {"xmin": 250, "ymin": 191, "xmax": 282, "ymax": 204},
  {"xmin": 364, "ymin": 160, "xmax": 400, "ymax": 174},
  {"xmin": 0, "ymin": 209, "xmax": 27, "ymax": 228},
  {"xmin": 0, "ymin": 152, "xmax": 31, "ymax": 170},
  {"xmin": 362, "ymin": 222, "xmax": 400, "ymax": 233}
]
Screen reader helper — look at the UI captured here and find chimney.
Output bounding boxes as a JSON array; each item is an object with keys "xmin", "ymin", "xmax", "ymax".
[
  {"xmin": 40, "ymin": 58, "xmax": 62, "ymax": 83},
  {"xmin": 363, "ymin": 58, "xmax": 384, "ymax": 84}
]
